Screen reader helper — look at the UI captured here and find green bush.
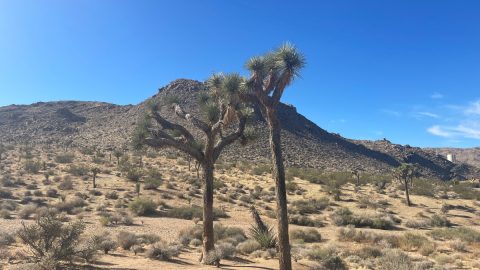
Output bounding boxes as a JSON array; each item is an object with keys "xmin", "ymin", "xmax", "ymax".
[
  {"xmin": 128, "ymin": 197, "xmax": 157, "ymax": 216},
  {"xmin": 331, "ymin": 207, "xmax": 394, "ymax": 230},
  {"xmin": 290, "ymin": 228, "xmax": 321, "ymax": 243},
  {"xmin": 54, "ymin": 153, "xmax": 75, "ymax": 164},
  {"xmin": 117, "ymin": 231, "xmax": 138, "ymax": 250},
  {"xmin": 165, "ymin": 206, "xmax": 228, "ymax": 220},
  {"xmin": 24, "ymin": 160, "xmax": 41, "ymax": 174},
  {"xmin": 17, "ymin": 213, "xmax": 86, "ymax": 267},
  {"xmin": 289, "ymin": 214, "xmax": 324, "ymax": 227},
  {"xmin": 68, "ymin": 164, "xmax": 89, "ymax": 176},
  {"xmin": 428, "ymin": 227, "xmax": 480, "ymax": 243},
  {"xmin": 291, "ymin": 197, "xmax": 329, "ymax": 215},
  {"xmin": 236, "ymin": 239, "xmax": 261, "ymax": 254},
  {"xmin": 143, "ymin": 168, "xmax": 162, "ymax": 190},
  {"xmin": 145, "ymin": 241, "xmax": 180, "ymax": 261},
  {"xmin": 429, "ymin": 214, "xmax": 451, "ymax": 227}
]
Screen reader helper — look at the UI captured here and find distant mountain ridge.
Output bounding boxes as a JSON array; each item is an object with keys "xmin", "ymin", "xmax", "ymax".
[{"xmin": 0, "ymin": 79, "xmax": 478, "ymax": 180}]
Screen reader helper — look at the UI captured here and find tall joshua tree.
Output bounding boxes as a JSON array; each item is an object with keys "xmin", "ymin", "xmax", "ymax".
[
  {"xmin": 133, "ymin": 73, "xmax": 249, "ymax": 263},
  {"xmin": 393, "ymin": 163, "xmax": 419, "ymax": 207},
  {"xmin": 240, "ymin": 43, "xmax": 305, "ymax": 270},
  {"xmin": 91, "ymin": 167, "xmax": 100, "ymax": 189}
]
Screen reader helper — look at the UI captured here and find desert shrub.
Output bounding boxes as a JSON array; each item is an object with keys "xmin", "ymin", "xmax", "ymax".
[
  {"xmin": 145, "ymin": 241, "xmax": 180, "ymax": 261},
  {"xmin": 378, "ymin": 249, "xmax": 414, "ymax": 270},
  {"xmin": 19, "ymin": 204, "xmax": 38, "ymax": 219},
  {"xmin": 95, "ymin": 235, "xmax": 117, "ymax": 254},
  {"xmin": 215, "ymin": 242, "xmax": 236, "ymax": 259},
  {"xmin": 451, "ymin": 182, "xmax": 480, "ymax": 200},
  {"xmin": 290, "ymin": 228, "xmax": 321, "ymax": 243},
  {"xmin": 117, "ymin": 231, "xmax": 138, "ymax": 250},
  {"xmin": 449, "ymin": 240, "xmax": 467, "ymax": 252},
  {"xmin": 214, "ymin": 224, "xmax": 246, "ymax": 244},
  {"xmin": 251, "ymin": 164, "xmax": 270, "ymax": 175},
  {"xmin": 429, "ymin": 214, "xmax": 451, "ymax": 227},
  {"xmin": 1, "ymin": 175, "xmax": 16, "ymax": 187},
  {"xmin": 165, "ymin": 206, "xmax": 227, "ymax": 220},
  {"xmin": 45, "ymin": 188, "xmax": 58, "ymax": 198},
  {"xmin": 289, "ymin": 214, "xmax": 324, "ymax": 227},
  {"xmin": 291, "ymin": 197, "xmax": 329, "ymax": 215},
  {"xmin": 0, "ymin": 189, "xmax": 13, "ymax": 199},
  {"xmin": 24, "ymin": 160, "xmax": 41, "ymax": 174},
  {"xmin": 0, "ymin": 231, "xmax": 15, "ymax": 246},
  {"xmin": 55, "ymin": 197, "xmax": 86, "ymax": 214},
  {"xmin": 310, "ymin": 255, "xmax": 347, "ymax": 270},
  {"xmin": 144, "ymin": 168, "xmax": 162, "ymax": 190},
  {"xmin": 410, "ymin": 178, "xmax": 437, "ymax": 197},
  {"xmin": 398, "ymin": 233, "xmax": 433, "ymax": 252},
  {"xmin": 128, "ymin": 197, "xmax": 157, "ymax": 216},
  {"xmin": 331, "ymin": 207, "xmax": 394, "ymax": 230},
  {"xmin": 54, "ymin": 153, "xmax": 75, "ymax": 164},
  {"xmin": 0, "ymin": 209, "xmax": 11, "ymax": 219},
  {"xmin": 58, "ymin": 178, "xmax": 73, "ymax": 190},
  {"xmin": 68, "ymin": 164, "xmax": 89, "ymax": 176},
  {"xmin": 337, "ymin": 227, "xmax": 399, "ymax": 248},
  {"xmin": 178, "ymin": 226, "xmax": 203, "ymax": 245},
  {"xmin": 17, "ymin": 213, "xmax": 85, "ymax": 266},
  {"xmin": 105, "ymin": 191, "xmax": 119, "ymax": 200},
  {"xmin": 358, "ymin": 246, "xmax": 383, "ymax": 259},
  {"xmin": 405, "ymin": 219, "xmax": 431, "ymax": 229},
  {"xmin": 138, "ymin": 233, "xmax": 161, "ymax": 244},
  {"xmin": 236, "ymin": 239, "xmax": 261, "ymax": 254},
  {"xmin": 428, "ymin": 227, "xmax": 480, "ymax": 243}
]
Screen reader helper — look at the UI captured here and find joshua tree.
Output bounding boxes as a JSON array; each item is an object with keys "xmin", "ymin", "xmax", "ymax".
[
  {"xmin": 0, "ymin": 144, "xmax": 5, "ymax": 160},
  {"xmin": 113, "ymin": 149, "xmax": 123, "ymax": 165},
  {"xmin": 351, "ymin": 167, "xmax": 363, "ymax": 187},
  {"xmin": 393, "ymin": 163, "xmax": 419, "ymax": 206},
  {"xmin": 133, "ymin": 73, "xmax": 249, "ymax": 263},
  {"xmin": 91, "ymin": 167, "xmax": 100, "ymax": 189},
  {"xmin": 240, "ymin": 43, "xmax": 305, "ymax": 270}
]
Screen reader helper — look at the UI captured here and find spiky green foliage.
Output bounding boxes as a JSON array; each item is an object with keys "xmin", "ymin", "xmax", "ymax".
[{"xmin": 249, "ymin": 207, "xmax": 277, "ymax": 249}]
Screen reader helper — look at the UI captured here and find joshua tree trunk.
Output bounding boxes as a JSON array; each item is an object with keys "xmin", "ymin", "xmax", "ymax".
[
  {"xmin": 404, "ymin": 179, "xmax": 411, "ymax": 206},
  {"xmin": 201, "ymin": 161, "xmax": 215, "ymax": 262},
  {"xmin": 266, "ymin": 107, "xmax": 292, "ymax": 270}
]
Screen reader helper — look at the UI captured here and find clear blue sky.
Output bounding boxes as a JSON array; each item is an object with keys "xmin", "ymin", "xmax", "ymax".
[{"xmin": 1, "ymin": 1, "xmax": 479, "ymax": 148}]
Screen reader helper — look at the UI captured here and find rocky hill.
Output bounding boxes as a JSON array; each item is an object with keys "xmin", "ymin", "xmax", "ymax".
[
  {"xmin": 0, "ymin": 79, "xmax": 478, "ymax": 180},
  {"xmin": 424, "ymin": 147, "xmax": 480, "ymax": 169}
]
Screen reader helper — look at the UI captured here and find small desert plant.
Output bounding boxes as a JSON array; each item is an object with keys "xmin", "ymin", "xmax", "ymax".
[
  {"xmin": 428, "ymin": 227, "xmax": 480, "ymax": 243},
  {"xmin": 117, "ymin": 231, "xmax": 138, "ymax": 250},
  {"xmin": 128, "ymin": 197, "xmax": 157, "ymax": 216},
  {"xmin": 58, "ymin": 178, "xmax": 73, "ymax": 190},
  {"xmin": 145, "ymin": 241, "xmax": 180, "ymax": 261},
  {"xmin": 236, "ymin": 239, "xmax": 261, "ymax": 254},
  {"xmin": 291, "ymin": 198, "xmax": 329, "ymax": 215},
  {"xmin": 143, "ymin": 168, "xmax": 162, "ymax": 190},
  {"xmin": 17, "ymin": 213, "xmax": 86, "ymax": 266},
  {"xmin": 54, "ymin": 153, "xmax": 75, "ymax": 164},
  {"xmin": 165, "ymin": 206, "xmax": 227, "ymax": 220},
  {"xmin": 67, "ymin": 164, "xmax": 89, "ymax": 176},
  {"xmin": 429, "ymin": 214, "xmax": 451, "ymax": 227},
  {"xmin": 331, "ymin": 207, "xmax": 394, "ymax": 230},
  {"xmin": 249, "ymin": 207, "xmax": 276, "ymax": 249},
  {"xmin": 290, "ymin": 228, "xmax": 322, "ymax": 243}
]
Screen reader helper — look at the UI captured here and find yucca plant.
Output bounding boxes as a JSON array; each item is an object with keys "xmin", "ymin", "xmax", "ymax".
[{"xmin": 249, "ymin": 207, "xmax": 277, "ymax": 249}]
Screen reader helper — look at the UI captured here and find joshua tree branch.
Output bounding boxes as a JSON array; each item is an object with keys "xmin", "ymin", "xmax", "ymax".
[
  {"xmin": 144, "ymin": 137, "xmax": 204, "ymax": 162},
  {"xmin": 151, "ymin": 111, "xmax": 197, "ymax": 144},
  {"xmin": 173, "ymin": 104, "xmax": 210, "ymax": 133},
  {"xmin": 212, "ymin": 113, "xmax": 247, "ymax": 161}
]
